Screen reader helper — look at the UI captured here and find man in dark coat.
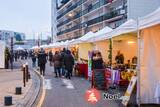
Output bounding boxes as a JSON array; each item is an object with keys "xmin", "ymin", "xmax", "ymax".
[
  {"xmin": 31, "ymin": 52, "xmax": 37, "ymax": 67},
  {"xmin": 60, "ymin": 48, "xmax": 67, "ymax": 76},
  {"xmin": 48, "ymin": 51, "xmax": 53, "ymax": 66},
  {"xmin": 38, "ymin": 49, "xmax": 47, "ymax": 76},
  {"xmin": 64, "ymin": 50, "xmax": 74, "ymax": 79}
]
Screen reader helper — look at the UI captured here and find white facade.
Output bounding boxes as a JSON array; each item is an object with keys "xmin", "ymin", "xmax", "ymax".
[
  {"xmin": 53, "ymin": 0, "xmax": 160, "ymax": 41},
  {"xmin": 0, "ymin": 30, "xmax": 25, "ymax": 45},
  {"xmin": 51, "ymin": 0, "xmax": 58, "ymax": 42},
  {"xmin": 0, "ymin": 41, "xmax": 5, "ymax": 68}
]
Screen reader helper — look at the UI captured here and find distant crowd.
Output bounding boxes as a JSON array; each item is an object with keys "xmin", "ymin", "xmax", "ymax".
[
  {"xmin": 5, "ymin": 48, "xmax": 32, "ymax": 69},
  {"xmin": 31, "ymin": 48, "xmax": 74, "ymax": 79}
]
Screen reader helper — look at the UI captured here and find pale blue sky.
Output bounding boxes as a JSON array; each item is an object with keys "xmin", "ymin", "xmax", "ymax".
[{"xmin": 0, "ymin": 0, "xmax": 51, "ymax": 39}]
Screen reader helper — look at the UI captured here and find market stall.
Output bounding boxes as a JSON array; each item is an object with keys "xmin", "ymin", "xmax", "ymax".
[
  {"xmin": 91, "ymin": 20, "xmax": 138, "ymax": 88},
  {"xmin": 139, "ymin": 7, "xmax": 160, "ymax": 104},
  {"xmin": 0, "ymin": 41, "xmax": 5, "ymax": 68},
  {"xmin": 93, "ymin": 40, "xmax": 110, "ymax": 63}
]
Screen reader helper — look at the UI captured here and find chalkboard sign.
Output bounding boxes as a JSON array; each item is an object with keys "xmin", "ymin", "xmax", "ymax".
[{"xmin": 93, "ymin": 69, "xmax": 106, "ymax": 90}]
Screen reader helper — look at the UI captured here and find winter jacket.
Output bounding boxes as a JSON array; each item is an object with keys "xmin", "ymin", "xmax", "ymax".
[
  {"xmin": 64, "ymin": 54, "xmax": 74, "ymax": 70},
  {"xmin": 53, "ymin": 54, "xmax": 62, "ymax": 68}
]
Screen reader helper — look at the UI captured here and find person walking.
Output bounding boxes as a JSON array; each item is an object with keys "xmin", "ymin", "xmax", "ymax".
[
  {"xmin": 48, "ymin": 51, "xmax": 53, "ymax": 66},
  {"xmin": 31, "ymin": 52, "xmax": 37, "ymax": 68},
  {"xmin": 5, "ymin": 47, "xmax": 10, "ymax": 69},
  {"xmin": 38, "ymin": 48, "xmax": 47, "ymax": 76},
  {"xmin": 53, "ymin": 51, "xmax": 62, "ymax": 77},
  {"xmin": 60, "ymin": 48, "xmax": 67, "ymax": 76},
  {"xmin": 64, "ymin": 50, "xmax": 74, "ymax": 79},
  {"xmin": 14, "ymin": 51, "xmax": 18, "ymax": 62}
]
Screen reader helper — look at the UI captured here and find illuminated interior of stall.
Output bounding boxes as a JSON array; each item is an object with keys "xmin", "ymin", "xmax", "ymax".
[
  {"xmin": 93, "ymin": 40, "xmax": 109, "ymax": 63},
  {"xmin": 112, "ymin": 33, "xmax": 137, "ymax": 64},
  {"xmin": 68, "ymin": 45, "xmax": 79, "ymax": 60},
  {"xmin": 45, "ymin": 47, "xmax": 56, "ymax": 54},
  {"xmin": 78, "ymin": 43, "xmax": 94, "ymax": 62}
]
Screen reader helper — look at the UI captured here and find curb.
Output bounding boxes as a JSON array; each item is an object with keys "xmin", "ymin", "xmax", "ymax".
[
  {"xmin": 16, "ymin": 68, "xmax": 44, "ymax": 107},
  {"xmin": 31, "ymin": 68, "xmax": 46, "ymax": 107}
]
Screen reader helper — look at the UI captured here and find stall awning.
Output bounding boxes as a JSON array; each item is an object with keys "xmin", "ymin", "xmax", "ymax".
[
  {"xmin": 110, "ymin": 19, "xmax": 137, "ymax": 38},
  {"xmin": 87, "ymin": 26, "xmax": 113, "ymax": 42},
  {"xmin": 139, "ymin": 7, "xmax": 160, "ymax": 29}
]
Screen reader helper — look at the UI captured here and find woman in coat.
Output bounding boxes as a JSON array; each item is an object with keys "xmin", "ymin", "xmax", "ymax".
[{"xmin": 53, "ymin": 51, "xmax": 62, "ymax": 77}]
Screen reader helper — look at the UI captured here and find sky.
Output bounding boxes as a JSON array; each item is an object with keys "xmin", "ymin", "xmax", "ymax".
[{"xmin": 0, "ymin": 0, "xmax": 51, "ymax": 40}]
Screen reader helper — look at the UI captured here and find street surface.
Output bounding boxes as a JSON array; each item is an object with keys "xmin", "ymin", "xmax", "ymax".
[{"xmin": 36, "ymin": 61, "xmax": 124, "ymax": 107}]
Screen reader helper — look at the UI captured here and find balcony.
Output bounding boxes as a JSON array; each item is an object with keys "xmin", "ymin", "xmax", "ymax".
[
  {"xmin": 57, "ymin": 0, "xmax": 109, "ymax": 28},
  {"xmin": 57, "ymin": 0, "xmax": 86, "ymax": 20},
  {"xmin": 57, "ymin": 4, "xmax": 78, "ymax": 19},
  {"xmin": 57, "ymin": 7, "xmax": 127, "ymax": 36},
  {"xmin": 57, "ymin": 0, "xmax": 70, "ymax": 10}
]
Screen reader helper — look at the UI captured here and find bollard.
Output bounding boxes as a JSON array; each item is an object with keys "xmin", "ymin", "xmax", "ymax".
[
  {"xmin": 23, "ymin": 64, "xmax": 26, "ymax": 87},
  {"xmin": 4, "ymin": 96, "xmax": 12, "ymax": 106},
  {"xmin": 15, "ymin": 87, "xmax": 22, "ymax": 95},
  {"xmin": 25, "ymin": 64, "xmax": 28, "ymax": 82}
]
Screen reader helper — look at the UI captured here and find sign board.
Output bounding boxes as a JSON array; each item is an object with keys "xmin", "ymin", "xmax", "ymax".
[
  {"xmin": 88, "ymin": 51, "xmax": 92, "ymax": 78},
  {"xmin": 0, "ymin": 41, "xmax": 5, "ymax": 68},
  {"xmin": 93, "ymin": 69, "xmax": 106, "ymax": 90},
  {"xmin": 122, "ymin": 76, "xmax": 137, "ymax": 106}
]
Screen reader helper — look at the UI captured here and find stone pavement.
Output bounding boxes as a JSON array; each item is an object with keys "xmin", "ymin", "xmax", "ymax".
[
  {"xmin": 0, "ymin": 60, "xmax": 41, "ymax": 107},
  {"xmin": 0, "ymin": 69, "xmax": 32, "ymax": 107}
]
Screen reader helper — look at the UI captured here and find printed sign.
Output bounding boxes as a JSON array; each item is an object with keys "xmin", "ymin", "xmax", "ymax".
[{"xmin": 122, "ymin": 76, "xmax": 137, "ymax": 106}]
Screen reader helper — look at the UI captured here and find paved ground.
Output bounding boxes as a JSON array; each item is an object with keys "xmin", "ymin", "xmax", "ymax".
[
  {"xmin": 0, "ymin": 61, "xmax": 32, "ymax": 107},
  {"xmin": 42, "ymin": 62, "xmax": 124, "ymax": 107}
]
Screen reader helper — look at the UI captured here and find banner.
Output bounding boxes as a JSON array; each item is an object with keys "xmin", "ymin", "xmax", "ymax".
[{"xmin": 88, "ymin": 51, "xmax": 92, "ymax": 78}]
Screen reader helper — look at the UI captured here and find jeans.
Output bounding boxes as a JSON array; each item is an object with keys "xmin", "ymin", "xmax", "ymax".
[
  {"xmin": 66, "ymin": 69, "xmax": 72, "ymax": 79},
  {"xmin": 61, "ymin": 66, "xmax": 66, "ymax": 76},
  {"xmin": 55, "ymin": 67, "xmax": 61, "ymax": 77},
  {"xmin": 32, "ymin": 61, "xmax": 36, "ymax": 68}
]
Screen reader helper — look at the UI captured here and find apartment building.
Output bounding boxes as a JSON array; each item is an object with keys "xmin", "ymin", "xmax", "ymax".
[{"xmin": 52, "ymin": 0, "xmax": 160, "ymax": 41}]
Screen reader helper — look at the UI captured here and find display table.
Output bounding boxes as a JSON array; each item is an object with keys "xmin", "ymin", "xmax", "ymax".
[
  {"xmin": 75, "ymin": 63, "xmax": 88, "ymax": 79},
  {"xmin": 105, "ymin": 68, "xmax": 130, "ymax": 86}
]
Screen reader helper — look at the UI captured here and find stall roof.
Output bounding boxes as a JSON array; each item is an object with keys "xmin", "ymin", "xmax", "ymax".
[
  {"xmin": 15, "ymin": 46, "xmax": 24, "ymax": 50},
  {"xmin": 139, "ymin": 7, "xmax": 160, "ymax": 29},
  {"xmin": 87, "ymin": 26, "xmax": 113, "ymax": 42},
  {"xmin": 110, "ymin": 19, "xmax": 137, "ymax": 38},
  {"xmin": 78, "ymin": 31, "xmax": 95, "ymax": 42}
]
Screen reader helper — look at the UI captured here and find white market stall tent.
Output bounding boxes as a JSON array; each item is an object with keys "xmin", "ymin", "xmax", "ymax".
[
  {"xmin": 91, "ymin": 19, "xmax": 137, "ymax": 63},
  {"xmin": 75, "ymin": 31, "xmax": 95, "ymax": 44},
  {"xmin": 15, "ymin": 46, "xmax": 24, "ymax": 50},
  {"xmin": 110, "ymin": 19, "xmax": 137, "ymax": 38},
  {"xmin": 87, "ymin": 26, "xmax": 113, "ymax": 42},
  {"xmin": 138, "ymin": 7, "xmax": 160, "ymax": 104},
  {"xmin": 139, "ymin": 7, "xmax": 160, "ymax": 29},
  {"xmin": 0, "ymin": 41, "xmax": 5, "ymax": 68}
]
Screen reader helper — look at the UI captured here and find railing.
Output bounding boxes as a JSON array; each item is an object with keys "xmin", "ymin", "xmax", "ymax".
[
  {"xmin": 57, "ymin": 7, "xmax": 127, "ymax": 36},
  {"xmin": 57, "ymin": 0, "xmax": 109, "ymax": 27},
  {"xmin": 57, "ymin": 4, "xmax": 78, "ymax": 19},
  {"xmin": 57, "ymin": 0, "xmax": 86, "ymax": 19}
]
